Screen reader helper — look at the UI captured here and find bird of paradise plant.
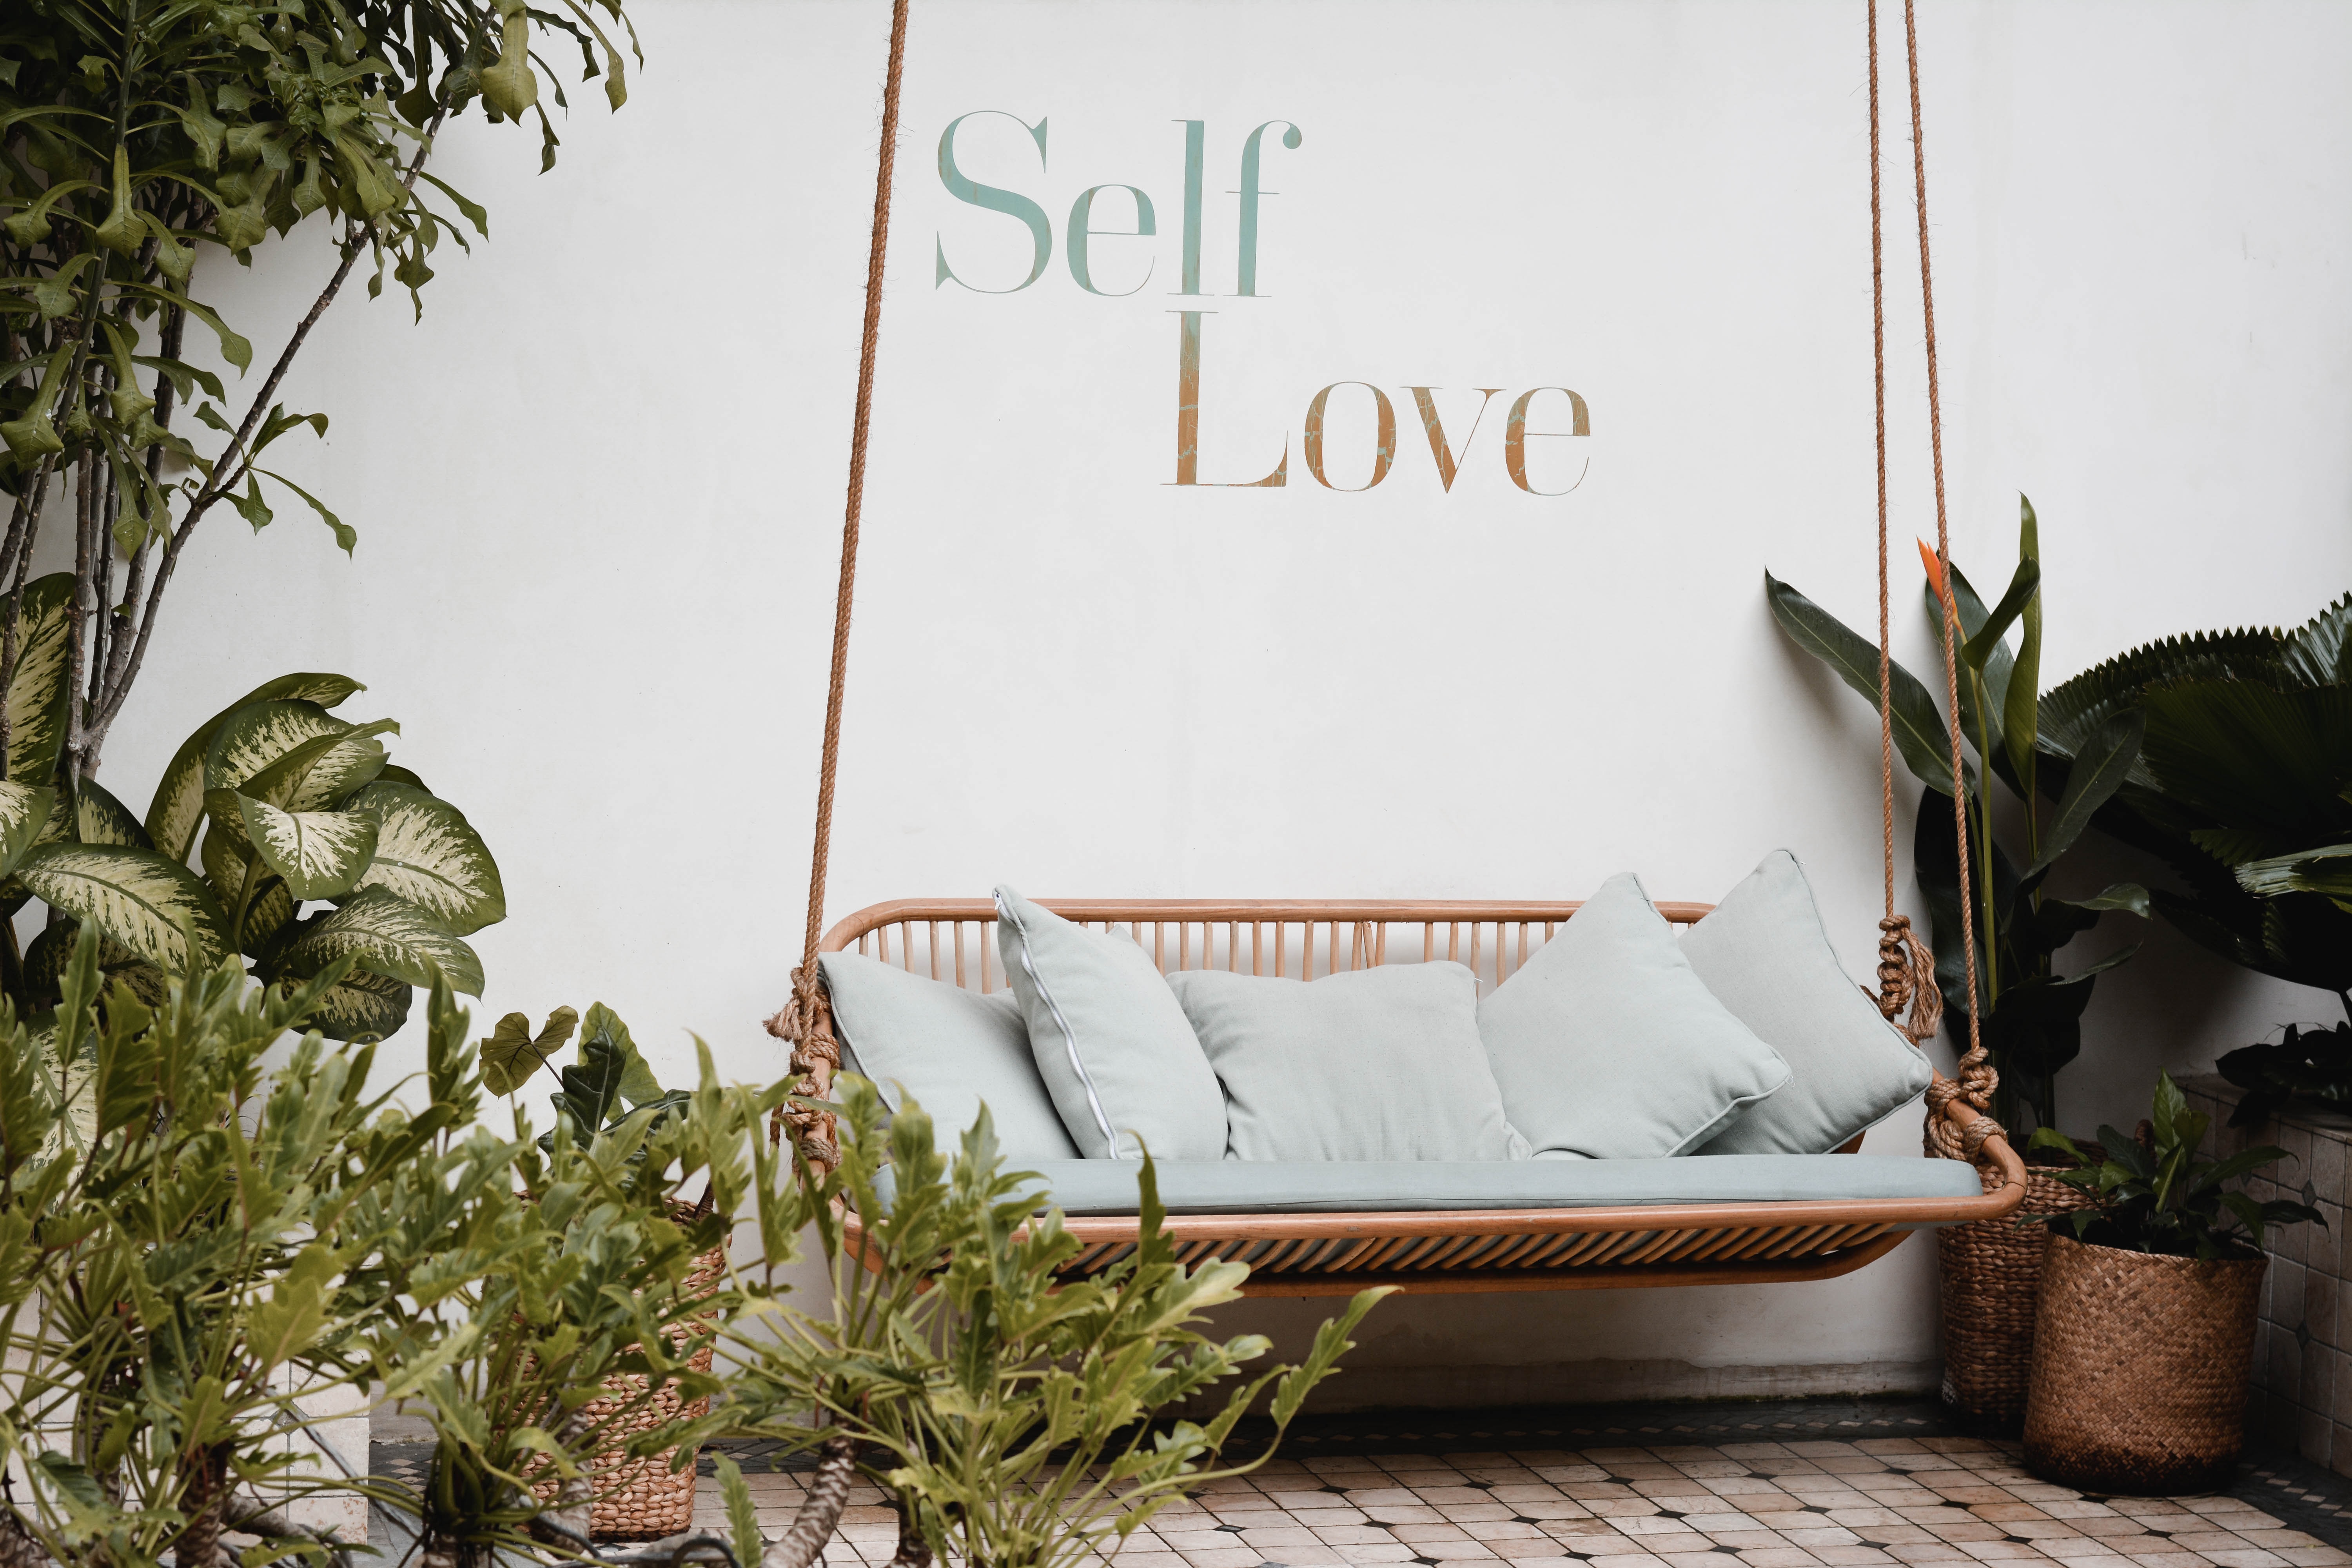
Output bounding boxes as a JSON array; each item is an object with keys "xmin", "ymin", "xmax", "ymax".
[{"xmin": 1767, "ymin": 497, "xmax": 2149, "ymax": 1136}]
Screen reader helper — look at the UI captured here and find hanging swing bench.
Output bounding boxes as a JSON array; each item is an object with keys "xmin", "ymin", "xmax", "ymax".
[{"xmin": 764, "ymin": 0, "xmax": 2024, "ymax": 1298}]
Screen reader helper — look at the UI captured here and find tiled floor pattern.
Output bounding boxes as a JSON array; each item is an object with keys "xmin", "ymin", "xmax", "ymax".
[{"xmin": 679, "ymin": 1434, "xmax": 2347, "ymax": 1568}]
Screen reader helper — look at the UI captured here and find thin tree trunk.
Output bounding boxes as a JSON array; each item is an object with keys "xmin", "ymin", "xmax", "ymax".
[{"xmin": 760, "ymin": 1436, "xmax": 855, "ymax": 1568}]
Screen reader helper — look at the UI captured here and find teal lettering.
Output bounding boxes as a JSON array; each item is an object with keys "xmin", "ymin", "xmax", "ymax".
[
  {"xmin": 1067, "ymin": 184, "xmax": 1156, "ymax": 296},
  {"xmin": 935, "ymin": 111, "xmax": 1051, "ymax": 293},
  {"xmin": 1234, "ymin": 120, "xmax": 1300, "ymax": 297}
]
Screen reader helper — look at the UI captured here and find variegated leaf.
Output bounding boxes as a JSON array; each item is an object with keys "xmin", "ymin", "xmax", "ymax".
[
  {"xmin": 241, "ymin": 878, "xmax": 298, "ymax": 961},
  {"xmin": 0, "ymin": 790, "xmax": 72, "ymax": 914},
  {"xmin": 277, "ymin": 966, "xmax": 411, "ymax": 1043},
  {"xmin": 228, "ymin": 793, "xmax": 377, "ymax": 901},
  {"xmin": 4, "ymin": 575, "xmax": 74, "ymax": 786},
  {"xmin": 203, "ymin": 700, "xmax": 352, "ymax": 798},
  {"xmin": 240, "ymin": 719, "xmax": 397, "ymax": 812},
  {"xmin": 24, "ymin": 922, "xmax": 168, "ymax": 1008},
  {"xmin": 147, "ymin": 675, "xmax": 365, "ymax": 861},
  {"xmin": 0, "ymin": 781, "xmax": 57, "ymax": 880},
  {"xmin": 274, "ymin": 887, "xmax": 482, "ymax": 995},
  {"xmin": 14, "ymin": 844, "xmax": 230, "ymax": 974},
  {"xmin": 73, "ymin": 777, "xmax": 152, "ymax": 849},
  {"xmin": 343, "ymin": 782, "xmax": 504, "ymax": 936}
]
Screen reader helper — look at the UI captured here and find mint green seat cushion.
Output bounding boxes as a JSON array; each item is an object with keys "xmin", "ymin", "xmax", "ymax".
[
  {"xmin": 870, "ymin": 1154, "xmax": 1982, "ymax": 1216},
  {"xmin": 1478, "ymin": 872, "xmax": 1792, "ymax": 1159},
  {"xmin": 995, "ymin": 886, "xmax": 1226, "ymax": 1161},
  {"xmin": 1165, "ymin": 964, "xmax": 1529, "ymax": 1161},
  {"xmin": 1689, "ymin": 850, "xmax": 1936, "ymax": 1155},
  {"xmin": 820, "ymin": 952, "xmax": 1078, "ymax": 1160}
]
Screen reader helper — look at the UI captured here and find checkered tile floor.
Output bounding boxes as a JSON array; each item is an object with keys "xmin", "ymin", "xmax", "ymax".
[
  {"xmin": 687, "ymin": 1434, "xmax": 2348, "ymax": 1568},
  {"xmin": 367, "ymin": 1396, "xmax": 2352, "ymax": 1567}
]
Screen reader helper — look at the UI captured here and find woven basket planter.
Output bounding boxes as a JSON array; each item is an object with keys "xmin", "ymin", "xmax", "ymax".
[
  {"xmin": 2021, "ymin": 1232, "xmax": 2266, "ymax": 1495},
  {"xmin": 1936, "ymin": 1155, "xmax": 2100, "ymax": 1433},
  {"xmin": 531, "ymin": 1239, "xmax": 729, "ymax": 1541}
]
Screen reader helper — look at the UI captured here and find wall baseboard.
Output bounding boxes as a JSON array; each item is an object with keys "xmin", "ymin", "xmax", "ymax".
[{"xmin": 1213, "ymin": 1358, "xmax": 1942, "ymax": 1415}]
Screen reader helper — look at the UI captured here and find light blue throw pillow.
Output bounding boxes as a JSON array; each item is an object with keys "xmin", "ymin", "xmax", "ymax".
[
  {"xmin": 1478, "ymin": 871, "xmax": 1792, "ymax": 1159},
  {"xmin": 994, "ymin": 886, "xmax": 1227, "ymax": 1161},
  {"xmin": 1166, "ymin": 963, "xmax": 1530, "ymax": 1162},
  {"xmin": 1688, "ymin": 850, "xmax": 1936, "ymax": 1154},
  {"xmin": 819, "ymin": 952, "xmax": 1078, "ymax": 1161}
]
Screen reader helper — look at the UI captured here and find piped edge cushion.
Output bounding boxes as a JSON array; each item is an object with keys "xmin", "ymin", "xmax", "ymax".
[
  {"xmin": 820, "ymin": 950, "xmax": 1078, "ymax": 1161},
  {"xmin": 1479, "ymin": 871, "xmax": 1792, "ymax": 1159},
  {"xmin": 995, "ymin": 886, "xmax": 1227, "ymax": 1160},
  {"xmin": 1167, "ymin": 962, "xmax": 1529, "ymax": 1161},
  {"xmin": 1688, "ymin": 849, "xmax": 1936, "ymax": 1154},
  {"xmin": 869, "ymin": 1154, "xmax": 1984, "ymax": 1216}
]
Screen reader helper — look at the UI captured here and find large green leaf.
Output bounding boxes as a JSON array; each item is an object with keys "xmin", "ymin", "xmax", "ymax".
[
  {"xmin": 278, "ymin": 966, "xmax": 413, "ymax": 1042},
  {"xmin": 341, "ymin": 782, "xmax": 504, "ymax": 936},
  {"xmin": 2234, "ymin": 843, "xmax": 2352, "ymax": 906},
  {"xmin": 14, "ymin": 843, "xmax": 230, "ymax": 974},
  {"xmin": 203, "ymin": 700, "xmax": 355, "ymax": 797},
  {"xmin": 272, "ymin": 887, "xmax": 482, "ymax": 996},
  {"xmin": 2031, "ymin": 709, "xmax": 2144, "ymax": 875},
  {"xmin": 2141, "ymin": 681, "xmax": 2352, "ymax": 840},
  {"xmin": 145, "ymin": 675, "xmax": 365, "ymax": 860},
  {"xmin": 221, "ymin": 793, "xmax": 377, "ymax": 901},
  {"xmin": 0, "ymin": 782, "xmax": 57, "ymax": 881},
  {"xmin": 2283, "ymin": 593, "xmax": 2352, "ymax": 688},
  {"xmin": 4, "ymin": 575, "xmax": 74, "ymax": 786},
  {"xmin": 2039, "ymin": 629, "xmax": 2289, "ymax": 768},
  {"xmin": 22, "ymin": 922, "xmax": 167, "ymax": 1008},
  {"xmin": 238, "ymin": 720, "xmax": 398, "ymax": 813},
  {"xmin": 2002, "ymin": 497, "xmax": 2044, "ymax": 798},
  {"xmin": 1766, "ymin": 571, "xmax": 1966, "ymax": 797},
  {"xmin": 72, "ymin": 777, "xmax": 151, "ymax": 849}
]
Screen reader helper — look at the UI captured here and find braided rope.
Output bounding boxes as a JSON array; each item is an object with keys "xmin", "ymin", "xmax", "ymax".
[
  {"xmin": 764, "ymin": 0, "xmax": 911, "ymax": 1168},
  {"xmin": 1864, "ymin": 0, "xmax": 1996, "ymax": 1156}
]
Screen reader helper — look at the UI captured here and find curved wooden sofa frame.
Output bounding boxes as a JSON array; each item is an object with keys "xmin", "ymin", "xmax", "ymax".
[{"xmin": 819, "ymin": 898, "xmax": 2025, "ymax": 1297}]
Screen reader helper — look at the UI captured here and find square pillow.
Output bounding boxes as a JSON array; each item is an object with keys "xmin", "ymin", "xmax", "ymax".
[
  {"xmin": 995, "ymin": 886, "xmax": 1227, "ymax": 1160},
  {"xmin": 1166, "ymin": 963, "xmax": 1530, "ymax": 1162},
  {"xmin": 1686, "ymin": 849, "xmax": 1936, "ymax": 1154},
  {"xmin": 1478, "ymin": 871, "xmax": 1792, "ymax": 1159},
  {"xmin": 819, "ymin": 951, "xmax": 1078, "ymax": 1161}
]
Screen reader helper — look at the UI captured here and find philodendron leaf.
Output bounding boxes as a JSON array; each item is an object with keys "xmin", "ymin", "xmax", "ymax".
[
  {"xmin": 239, "ymin": 720, "xmax": 397, "ymax": 813},
  {"xmin": 274, "ymin": 887, "xmax": 483, "ymax": 996},
  {"xmin": 14, "ymin": 844, "xmax": 230, "ymax": 974},
  {"xmin": 342, "ymin": 782, "xmax": 505, "ymax": 936},
  {"xmin": 276, "ymin": 967, "xmax": 412, "ymax": 1043},
  {"xmin": 224, "ymin": 793, "xmax": 378, "ymax": 901},
  {"xmin": 71, "ymin": 777, "xmax": 152, "ymax": 850},
  {"xmin": 581, "ymin": 1002, "xmax": 662, "ymax": 1106},
  {"xmin": 147, "ymin": 675, "xmax": 364, "ymax": 860},
  {"xmin": 4, "ymin": 575, "xmax": 74, "ymax": 786},
  {"xmin": 0, "ymin": 783, "xmax": 57, "ymax": 880},
  {"xmin": 480, "ymin": 1007, "xmax": 579, "ymax": 1096}
]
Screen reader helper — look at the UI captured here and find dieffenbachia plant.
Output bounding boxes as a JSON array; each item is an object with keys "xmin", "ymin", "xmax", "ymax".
[{"xmin": 0, "ymin": 652, "xmax": 502, "ymax": 1038}]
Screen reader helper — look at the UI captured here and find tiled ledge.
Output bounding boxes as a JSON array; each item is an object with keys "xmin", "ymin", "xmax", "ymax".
[{"xmin": 2180, "ymin": 1078, "xmax": 2352, "ymax": 1479}]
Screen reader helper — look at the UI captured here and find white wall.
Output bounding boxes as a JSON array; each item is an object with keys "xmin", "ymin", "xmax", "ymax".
[{"xmin": 93, "ymin": 0, "xmax": 2352, "ymax": 1405}]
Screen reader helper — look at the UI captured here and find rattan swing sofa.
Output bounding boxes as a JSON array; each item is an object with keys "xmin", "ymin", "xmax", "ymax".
[
  {"xmin": 765, "ymin": 0, "xmax": 2026, "ymax": 1305},
  {"xmin": 813, "ymin": 897, "xmax": 2026, "ymax": 1299}
]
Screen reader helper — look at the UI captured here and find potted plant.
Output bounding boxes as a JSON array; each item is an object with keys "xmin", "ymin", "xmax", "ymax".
[
  {"xmin": 1768, "ymin": 496, "xmax": 2147, "ymax": 1430},
  {"xmin": 2022, "ymin": 1072, "xmax": 2323, "ymax": 1492}
]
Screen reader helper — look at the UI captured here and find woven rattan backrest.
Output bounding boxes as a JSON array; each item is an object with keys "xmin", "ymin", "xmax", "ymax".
[{"xmin": 820, "ymin": 898, "xmax": 1714, "ymax": 999}]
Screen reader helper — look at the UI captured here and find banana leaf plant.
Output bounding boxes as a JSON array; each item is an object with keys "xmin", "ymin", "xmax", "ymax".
[
  {"xmin": 2039, "ymin": 592, "xmax": 2352, "ymax": 1018},
  {"xmin": 0, "ymin": 646, "xmax": 503, "ymax": 1038},
  {"xmin": 477, "ymin": 1002, "xmax": 692, "ymax": 1157},
  {"xmin": 1766, "ymin": 496, "xmax": 2147, "ymax": 1136}
]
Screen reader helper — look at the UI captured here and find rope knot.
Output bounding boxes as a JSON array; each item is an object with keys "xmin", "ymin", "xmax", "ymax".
[{"xmin": 1871, "ymin": 915, "xmax": 1943, "ymax": 1047}]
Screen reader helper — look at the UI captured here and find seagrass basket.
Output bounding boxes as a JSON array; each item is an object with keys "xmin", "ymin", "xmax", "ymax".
[
  {"xmin": 2022, "ymin": 1232, "xmax": 2266, "ymax": 1494},
  {"xmin": 1936, "ymin": 1154, "xmax": 2100, "ymax": 1432},
  {"xmin": 532, "ymin": 1232, "xmax": 729, "ymax": 1540}
]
